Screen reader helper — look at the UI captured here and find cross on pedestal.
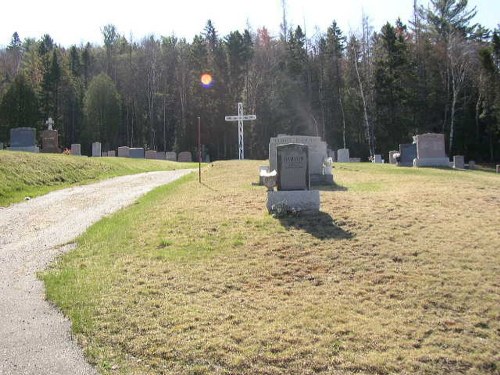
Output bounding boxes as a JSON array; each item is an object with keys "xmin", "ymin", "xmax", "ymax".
[
  {"xmin": 225, "ymin": 102, "xmax": 256, "ymax": 160},
  {"xmin": 46, "ymin": 117, "xmax": 54, "ymax": 130}
]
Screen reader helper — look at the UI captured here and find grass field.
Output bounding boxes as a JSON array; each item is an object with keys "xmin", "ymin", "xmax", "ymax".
[
  {"xmin": 41, "ymin": 161, "xmax": 499, "ymax": 374},
  {"xmin": 0, "ymin": 151, "xmax": 197, "ymax": 206}
]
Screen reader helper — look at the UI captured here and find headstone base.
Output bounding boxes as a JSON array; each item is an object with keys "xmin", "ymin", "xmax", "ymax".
[
  {"xmin": 267, "ymin": 190, "xmax": 320, "ymax": 215},
  {"xmin": 310, "ymin": 174, "xmax": 334, "ymax": 186},
  {"xmin": 7, "ymin": 146, "xmax": 40, "ymax": 153},
  {"xmin": 413, "ymin": 157, "xmax": 450, "ymax": 167}
]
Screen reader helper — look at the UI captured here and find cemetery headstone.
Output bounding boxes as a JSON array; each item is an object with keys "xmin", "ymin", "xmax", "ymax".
[
  {"xmin": 178, "ymin": 151, "xmax": 192, "ymax": 162},
  {"xmin": 337, "ymin": 148, "xmax": 350, "ymax": 162},
  {"xmin": 145, "ymin": 150, "xmax": 157, "ymax": 159},
  {"xmin": 388, "ymin": 150, "xmax": 398, "ymax": 164},
  {"xmin": 398, "ymin": 143, "xmax": 417, "ymax": 166},
  {"xmin": 453, "ymin": 155, "xmax": 465, "ymax": 169},
  {"xmin": 117, "ymin": 146, "xmax": 130, "ymax": 158},
  {"xmin": 8, "ymin": 127, "xmax": 39, "ymax": 152},
  {"xmin": 41, "ymin": 129, "xmax": 61, "ymax": 153},
  {"xmin": 92, "ymin": 142, "xmax": 101, "ymax": 157},
  {"xmin": 372, "ymin": 154, "xmax": 382, "ymax": 163},
  {"xmin": 0, "ymin": 142, "xmax": 3, "ymax": 150},
  {"xmin": 468, "ymin": 160, "xmax": 475, "ymax": 170},
  {"xmin": 259, "ymin": 165, "xmax": 270, "ymax": 185},
  {"xmin": 70, "ymin": 144, "xmax": 81, "ymax": 156},
  {"xmin": 129, "ymin": 148, "xmax": 145, "ymax": 159},
  {"xmin": 165, "ymin": 151, "xmax": 177, "ymax": 161},
  {"xmin": 101, "ymin": 151, "xmax": 107, "ymax": 157},
  {"xmin": 277, "ymin": 144, "xmax": 309, "ymax": 191},
  {"xmin": 328, "ymin": 150, "xmax": 336, "ymax": 161},
  {"xmin": 108, "ymin": 150, "xmax": 116, "ymax": 157},
  {"xmin": 349, "ymin": 157, "xmax": 361, "ymax": 162},
  {"xmin": 156, "ymin": 151, "xmax": 166, "ymax": 160},
  {"xmin": 413, "ymin": 133, "xmax": 449, "ymax": 167},
  {"xmin": 267, "ymin": 143, "xmax": 320, "ymax": 214}
]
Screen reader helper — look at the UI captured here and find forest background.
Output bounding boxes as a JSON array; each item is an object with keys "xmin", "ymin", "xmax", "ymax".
[{"xmin": 0, "ymin": 0, "xmax": 499, "ymax": 161}]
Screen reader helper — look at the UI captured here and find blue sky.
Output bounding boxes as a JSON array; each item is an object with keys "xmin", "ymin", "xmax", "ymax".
[{"xmin": 1, "ymin": 0, "xmax": 498, "ymax": 47}]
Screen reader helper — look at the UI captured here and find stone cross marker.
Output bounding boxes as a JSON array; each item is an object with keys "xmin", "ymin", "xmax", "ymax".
[
  {"xmin": 225, "ymin": 102, "xmax": 256, "ymax": 160},
  {"xmin": 46, "ymin": 117, "xmax": 54, "ymax": 130}
]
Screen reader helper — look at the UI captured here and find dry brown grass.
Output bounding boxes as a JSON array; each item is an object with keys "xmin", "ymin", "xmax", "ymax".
[{"xmin": 43, "ymin": 161, "xmax": 500, "ymax": 374}]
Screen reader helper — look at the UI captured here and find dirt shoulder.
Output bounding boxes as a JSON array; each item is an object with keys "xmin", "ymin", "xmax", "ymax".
[{"xmin": 0, "ymin": 169, "xmax": 194, "ymax": 375}]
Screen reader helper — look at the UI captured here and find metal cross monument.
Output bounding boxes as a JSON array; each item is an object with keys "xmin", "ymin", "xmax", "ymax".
[{"xmin": 225, "ymin": 102, "xmax": 256, "ymax": 160}]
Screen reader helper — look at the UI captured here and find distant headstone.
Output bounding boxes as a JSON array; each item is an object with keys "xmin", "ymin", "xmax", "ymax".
[
  {"xmin": 468, "ymin": 160, "xmax": 476, "ymax": 170},
  {"xmin": 70, "ymin": 144, "xmax": 81, "ymax": 156},
  {"xmin": 349, "ymin": 158, "xmax": 361, "ymax": 162},
  {"xmin": 101, "ymin": 151, "xmax": 107, "ymax": 157},
  {"xmin": 372, "ymin": 154, "xmax": 382, "ymax": 163},
  {"xmin": 117, "ymin": 146, "xmax": 130, "ymax": 158},
  {"xmin": 337, "ymin": 148, "xmax": 350, "ymax": 162},
  {"xmin": 397, "ymin": 143, "xmax": 417, "ymax": 166},
  {"xmin": 413, "ymin": 133, "xmax": 449, "ymax": 167},
  {"xmin": 129, "ymin": 148, "xmax": 145, "ymax": 158},
  {"xmin": 328, "ymin": 150, "xmax": 336, "ymax": 161},
  {"xmin": 388, "ymin": 151, "xmax": 398, "ymax": 164},
  {"xmin": 156, "ymin": 151, "xmax": 166, "ymax": 160},
  {"xmin": 276, "ymin": 143, "xmax": 309, "ymax": 191},
  {"xmin": 259, "ymin": 165, "xmax": 270, "ymax": 185},
  {"xmin": 178, "ymin": 151, "xmax": 192, "ymax": 162},
  {"xmin": 8, "ymin": 127, "xmax": 39, "ymax": 152},
  {"xmin": 453, "ymin": 155, "xmax": 465, "ymax": 169},
  {"xmin": 165, "ymin": 151, "xmax": 177, "ymax": 161},
  {"xmin": 145, "ymin": 150, "xmax": 157, "ymax": 159},
  {"xmin": 92, "ymin": 142, "xmax": 101, "ymax": 157},
  {"xmin": 0, "ymin": 142, "xmax": 3, "ymax": 150},
  {"xmin": 40, "ymin": 129, "xmax": 61, "ymax": 153},
  {"xmin": 108, "ymin": 150, "xmax": 116, "ymax": 157}
]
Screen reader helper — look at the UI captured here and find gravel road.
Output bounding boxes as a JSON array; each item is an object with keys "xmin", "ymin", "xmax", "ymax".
[{"xmin": 0, "ymin": 169, "xmax": 194, "ymax": 375}]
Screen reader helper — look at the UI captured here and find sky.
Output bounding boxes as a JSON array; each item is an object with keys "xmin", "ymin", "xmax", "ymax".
[{"xmin": 0, "ymin": 0, "xmax": 498, "ymax": 48}]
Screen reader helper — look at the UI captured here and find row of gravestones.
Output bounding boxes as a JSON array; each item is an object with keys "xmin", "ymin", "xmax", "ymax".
[
  {"xmin": 1, "ymin": 128, "xmax": 193, "ymax": 162},
  {"xmin": 387, "ymin": 133, "xmax": 473, "ymax": 169}
]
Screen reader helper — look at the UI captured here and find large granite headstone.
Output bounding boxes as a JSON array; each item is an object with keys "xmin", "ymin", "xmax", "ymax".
[
  {"xmin": 337, "ymin": 148, "xmax": 350, "ymax": 162},
  {"xmin": 156, "ymin": 151, "xmax": 166, "ymax": 160},
  {"xmin": 107, "ymin": 150, "xmax": 116, "ymax": 157},
  {"xmin": 165, "ymin": 151, "xmax": 177, "ymax": 161},
  {"xmin": 8, "ymin": 127, "xmax": 39, "ymax": 152},
  {"xmin": 92, "ymin": 142, "xmax": 101, "ymax": 157},
  {"xmin": 178, "ymin": 151, "xmax": 192, "ymax": 162},
  {"xmin": 398, "ymin": 143, "xmax": 417, "ymax": 166},
  {"xmin": 413, "ymin": 133, "xmax": 449, "ymax": 167},
  {"xmin": 117, "ymin": 146, "xmax": 130, "ymax": 158},
  {"xmin": 145, "ymin": 150, "xmax": 157, "ymax": 159},
  {"xmin": 277, "ymin": 143, "xmax": 309, "ymax": 191},
  {"xmin": 41, "ymin": 129, "xmax": 61, "ymax": 153},
  {"xmin": 129, "ymin": 148, "xmax": 145, "ymax": 158},
  {"xmin": 269, "ymin": 135, "xmax": 327, "ymax": 175},
  {"xmin": 267, "ymin": 143, "xmax": 319, "ymax": 214}
]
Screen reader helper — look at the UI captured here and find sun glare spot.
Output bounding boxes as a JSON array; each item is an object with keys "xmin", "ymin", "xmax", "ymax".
[{"xmin": 200, "ymin": 73, "xmax": 213, "ymax": 88}]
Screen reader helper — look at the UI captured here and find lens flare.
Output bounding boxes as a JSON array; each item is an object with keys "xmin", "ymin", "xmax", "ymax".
[{"xmin": 200, "ymin": 73, "xmax": 213, "ymax": 88}]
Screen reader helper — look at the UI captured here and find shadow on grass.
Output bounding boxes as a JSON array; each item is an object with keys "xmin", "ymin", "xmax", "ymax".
[
  {"xmin": 315, "ymin": 182, "xmax": 348, "ymax": 192},
  {"xmin": 278, "ymin": 211, "xmax": 353, "ymax": 240}
]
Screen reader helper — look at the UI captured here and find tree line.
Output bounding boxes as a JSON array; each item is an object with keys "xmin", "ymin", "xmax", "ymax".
[{"xmin": 0, "ymin": 0, "xmax": 499, "ymax": 161}]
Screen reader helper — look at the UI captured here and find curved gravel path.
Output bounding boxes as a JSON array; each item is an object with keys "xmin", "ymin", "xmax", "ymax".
[{"xmin": 0, "ymin": 169, "xmax": 194, "ymax": 375}]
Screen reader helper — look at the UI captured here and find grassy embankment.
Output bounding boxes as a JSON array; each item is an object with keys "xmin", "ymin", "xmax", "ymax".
[
  {"xmin": 0, "ymin": 151, "xmax": 198, "ymax": 206},
  {"xmin": 42, "ymin": 161, "xmax": 499, "ymax": 374}
]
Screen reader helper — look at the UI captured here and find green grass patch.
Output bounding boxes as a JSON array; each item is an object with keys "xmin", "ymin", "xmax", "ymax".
[
  {"xmin": 0, "ymin": 151, "xmax": 197, "ymax": 206},
  {"xmin": 42, "ymin": 160, "xmax": 500, "ymax": 374}
]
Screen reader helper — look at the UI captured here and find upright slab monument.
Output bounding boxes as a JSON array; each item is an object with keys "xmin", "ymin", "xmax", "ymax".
[
  {"xmin": 8, "ymin": 127, "xmax": 39, "ymax": 152},
  {"xmin": 453, "ymin": 155, "xmax": 465, "ymax": 169},
  {"xmin": 337, "ymin": 148, "xmax": 350, "ymax": 162},
  {"xmin": 70, "ymin": 144, "xmax": 81, "ymax": 156},
  {"xmin": 397, "ymin": 143, "xmax": 417, "ymax": 167},
  {"xmin": 388, "ymin": 151, "xmax": 398, "ymax": 164},
  {"xmin": 129, "ymin": 148, "xmax": 145, "ymax": 159},
  {"xmin": 92, "ymin": 142, "xmax": 101, "ymax": 157},
  {"xmin": 117, "ymin": 146, "xmax": 130, "ymax": 158},
  {"xmin": 178, "ymin": 151, "xmax": 192, "ymax": 162},
  {"xmin": 269, "ymin": 135, "xmax": 333, "ymax": 185},
  {"xmin": 165, "ymin": 151, "xmax": 177, "ymax": 161},
  {"xmin": 413, "ymin": 133, "xmax": 449, "ymax": 167},
  {"xmin": 145, "ymin": 150, "xmax": 157, "ymax": 159},
  {"xmin": 41, "ymin": 130, "xmax": 61, "ymax": 153},
  {"xmin": 0, "ymin": 142, "xmax": 4, "ymax": 150},
  {"xmin": 267, "ymin": 143, "xmax": 320, "ymax": 214}
]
